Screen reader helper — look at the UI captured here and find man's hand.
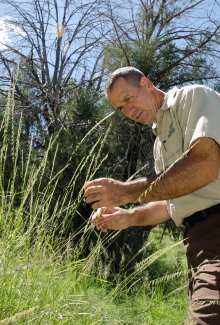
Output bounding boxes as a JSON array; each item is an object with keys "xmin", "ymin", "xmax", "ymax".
[
  {"xmin": 91, "ymin": 201, "xmax": 170, "ymax": 232},
  {"xmin": 84, "ymin": 178, "xmax": 130, "ymax": 209},
  {"xmin": 84, "ymin": 177, "xmax": 149, "ymax": 209},
  {"xmin": 91, "ymin": 207, "xmax": 133, "ymax": 232}
]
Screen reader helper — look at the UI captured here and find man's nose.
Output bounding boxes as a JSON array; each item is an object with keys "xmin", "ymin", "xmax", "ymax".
[{"xmin": 125, "ymin": 106, "xmax": 135, "ymax": 119}]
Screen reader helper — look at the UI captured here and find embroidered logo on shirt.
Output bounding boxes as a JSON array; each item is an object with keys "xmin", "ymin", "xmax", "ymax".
[{"xmin": 168, "ymin": 122, "xmax": 175, "ymax": 138}]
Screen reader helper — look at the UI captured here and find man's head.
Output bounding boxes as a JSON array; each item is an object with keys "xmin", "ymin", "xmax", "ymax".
[
  {"xmin": 105, "ymin": 67, "xmax": 145, "ymax": 95},
  {"xmin": 105, "ymin": 66, "xmax": 165, "ymax": 125}
]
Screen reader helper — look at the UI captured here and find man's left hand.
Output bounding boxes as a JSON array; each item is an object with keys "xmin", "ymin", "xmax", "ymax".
[{"xmin": 84, "ymin": 178, "xmax": 129, "ymax": 209}]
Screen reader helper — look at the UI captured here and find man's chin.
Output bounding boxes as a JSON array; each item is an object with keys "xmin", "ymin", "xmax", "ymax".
[{"xmin": 139, "ymin": 119, "xmax": 149, "ymax": 125}]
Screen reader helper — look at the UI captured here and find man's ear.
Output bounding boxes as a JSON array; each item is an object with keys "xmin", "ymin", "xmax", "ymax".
[{"xmin": 139, "ymin": 76, "xmax": 154, "ymax": 90}]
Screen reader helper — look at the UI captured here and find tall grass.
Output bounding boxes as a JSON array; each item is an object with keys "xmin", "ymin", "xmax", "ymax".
[{"xmin": 0, "ymin": 85, "xmax": 188, "ymax": 324}]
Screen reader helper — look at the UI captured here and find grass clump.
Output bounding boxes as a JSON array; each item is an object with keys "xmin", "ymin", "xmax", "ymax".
[
  {"xmin": 0, "ymin": 231, "xmax": 188, "ymax": 325},
  {"xmin": 0, "ymin": 231, "xmax": 188, "ymax": 324},
  {"xmin": 0, "ymin": 86, "xmax": 188, "ymax": 324}
]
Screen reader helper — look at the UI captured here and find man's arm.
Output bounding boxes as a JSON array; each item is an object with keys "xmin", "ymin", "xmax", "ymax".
[
  {"xmin": 84, "ymin": 177, "xmax": 149, "ymax": 208},
  {"xmin": 140, "ymin": 137, "xmax": 220, "ymax": 202},
  {"xmin": 91, "ymin": 201, "xmax": 170, "ymax": 232},
  {"xmin": 85, "ymin": 137, "xmax": 220, "ymax": 209}
]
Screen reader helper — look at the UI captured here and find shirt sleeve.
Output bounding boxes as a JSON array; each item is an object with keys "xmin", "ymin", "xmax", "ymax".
[
  {"xmin": 177, "ymin": 85, "xmax": 220, "ymax": 150},
  {"xmin": 166, "ymin": 194, "xmax": 219, "ymax": 227}
]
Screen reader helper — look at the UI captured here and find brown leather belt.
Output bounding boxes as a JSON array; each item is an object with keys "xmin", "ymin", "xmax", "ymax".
[{"xmin": 183, "ymin": 203, "xmax": 220, "ymax": 228}]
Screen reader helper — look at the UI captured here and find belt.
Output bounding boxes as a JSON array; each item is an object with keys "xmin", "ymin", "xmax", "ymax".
[{"xmin": 183, "ymin": 203, "xmax": 220, "ymax": 228}]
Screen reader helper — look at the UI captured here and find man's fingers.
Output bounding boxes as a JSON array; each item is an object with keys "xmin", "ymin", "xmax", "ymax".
[
  {"xmin": 84, "ymin": 180, "xmax": 96, "ymax": 190},
  {"xmin": 91, "ymin": 211, "xmax": 109, "ymax": 232},
  {"xmin": 91, "ymin": 206, "xmax": 129, "ymax": 232},
  {"xmin": 85, "ymin": 194, "xmax": 101, "ymax": 204},
  {"xmin": 91, "ymin": 202, "xmax": 115, "ymax": 210},
  {"xmin": 91, "ymin": 208, "xmax": 117, "ymax": 224},
  {"xmin": 96, "ymin": 222, "xmax": 108, "ymax": 232},
  {"xmin": 99, "ymin": 213, "xmax": 115, "ymax": 229},
  {"xmin": 84, "ymin": 185, "xmax": 105, "ymax": 207},
  {"xmin": 91, "ymin": 211, "xmax": 101, "ymax": 224},
  {"xmin": 84, "ymin": 185, "xmax": 103, "ymax": 197},
  {"xmin": 84, "ymin": 179, "xmax": 106, "ymax": 190}
]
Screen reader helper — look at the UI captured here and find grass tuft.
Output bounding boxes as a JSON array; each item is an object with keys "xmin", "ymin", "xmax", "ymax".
[{"xmin": 0, "ymin": 84, "xmax": 188, "ymax": 324}]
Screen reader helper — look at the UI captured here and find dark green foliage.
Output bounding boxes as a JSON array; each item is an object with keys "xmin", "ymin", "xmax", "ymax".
[{"xmin": 101, "ymin": 110, "xmax": 155, "ymax": 180}]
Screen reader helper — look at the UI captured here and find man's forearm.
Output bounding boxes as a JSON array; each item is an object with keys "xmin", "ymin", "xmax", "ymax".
[
  {"xmin": 91, "ymin": 201, "xmax": 170, "ymax": 232},
  {"xmin": 129, "ymin": 201, "xmax": 170, "ymax": 226},
  {"xmin": 138, "ymin": 137, "xmax": 220, "ymax": 203},
  {"xmin": 124, "ymin": 177, "xmax": 151, "ymax": 203}
]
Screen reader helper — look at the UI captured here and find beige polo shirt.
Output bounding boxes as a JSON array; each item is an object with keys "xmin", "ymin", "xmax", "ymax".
[{"xmin": 153, "ymin": 85, "xmax": 220, "ymax": 226}]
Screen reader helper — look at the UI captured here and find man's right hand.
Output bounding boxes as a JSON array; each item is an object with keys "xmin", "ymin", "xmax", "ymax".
[
  {"xmin": 91, "ymin": 207, "xmax": 134, "ymax": 232},
  {"xmin": 90, "ymin": 201, "xmax": 170, "ymax": 232}
]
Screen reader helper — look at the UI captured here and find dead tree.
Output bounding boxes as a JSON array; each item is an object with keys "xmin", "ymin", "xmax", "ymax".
[{"xmin": 0, "ymin": 0, "xmax": 110, "ymax": 142}]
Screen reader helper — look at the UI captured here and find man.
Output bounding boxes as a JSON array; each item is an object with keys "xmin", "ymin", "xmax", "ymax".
[{"xmin": 84, "ymin": 67, "xmax": 220, "ymax": 324}]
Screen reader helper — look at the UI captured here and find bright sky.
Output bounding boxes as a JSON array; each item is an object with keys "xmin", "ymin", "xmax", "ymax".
[
  {"xmin": 0, "ymin": 18, "xmax": 8, "ymax": 50},
  {"xmin": 0, "ymin": 16, "xmax": 26, "ymax": 50},
  {"xmin": 0, "ymin": 0, "xmax": 219, "ymax": 50}
]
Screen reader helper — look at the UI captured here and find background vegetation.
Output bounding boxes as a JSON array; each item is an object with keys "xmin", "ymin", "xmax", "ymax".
[{"xmin": 0, "ymin": 0, "xmax": 220, "ymax": 323}]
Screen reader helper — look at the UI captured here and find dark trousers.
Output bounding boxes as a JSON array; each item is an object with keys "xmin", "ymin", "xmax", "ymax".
[{"xmin": 183, "ymin": 211, "xmax": 220, "ymax": 325}]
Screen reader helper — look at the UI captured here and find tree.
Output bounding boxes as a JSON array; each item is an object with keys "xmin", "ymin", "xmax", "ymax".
[
  {"xmin": 104, "ymin": 0, "xmax": 220, "ymax": 87},
  {"xmin": 0, "ymin": 0, "xmax": 110, "ymax": 145}
]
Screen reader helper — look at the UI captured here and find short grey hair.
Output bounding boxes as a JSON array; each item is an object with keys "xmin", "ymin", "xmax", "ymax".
[{"xmin": 105, "ymin": 66, "xmax": 145, "ymax": 97}]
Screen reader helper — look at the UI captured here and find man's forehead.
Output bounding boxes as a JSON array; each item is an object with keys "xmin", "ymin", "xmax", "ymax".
[
  {"xmin": 110, "ymin": 79, "xmax": 138, "ymax": 106},
  {"xmin": 111, "ymin": 77, "xmax": 136, "ymax": 94},
  {"xmin": 108, "ymin": 80, "xmax": 128, "ymax": 103},
  {"xmin": 112, "ymin": 76, "xmax": 127, "ymax": 89}
]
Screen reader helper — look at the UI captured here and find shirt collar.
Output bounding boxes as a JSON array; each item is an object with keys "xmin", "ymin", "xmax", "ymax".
[
  {"xmin": 152, "ymin": 87, "xmax": 179, "ymax": 135},
  {"xmin": 160, "ymin": 87, "xmax": 179, "ymax": 110}
]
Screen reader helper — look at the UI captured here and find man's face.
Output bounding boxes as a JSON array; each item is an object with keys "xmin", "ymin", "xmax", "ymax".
[{"xmin": 107, "ymin": 77, "xmax": 159, "ymax": 124}]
